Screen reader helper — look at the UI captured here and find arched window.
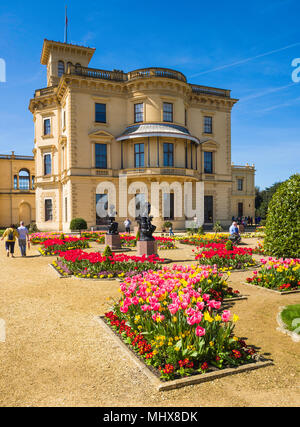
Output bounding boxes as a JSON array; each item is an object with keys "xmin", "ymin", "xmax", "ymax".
[
  {"xmin": 66, "ymin": 61, "xmax": 73, "ymax": 72},
  {"xmin": 58, "ymin": 60, "xmax": 65, "ymax": 77},
  {"xmin": 19, "ymin": 169, "xmax": 30, "ymax": 190}
]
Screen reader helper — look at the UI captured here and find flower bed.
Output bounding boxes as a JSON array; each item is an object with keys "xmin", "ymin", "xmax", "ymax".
[
  {"xmin": 30, "ymin": 232, "xmax": 61, "ymax": 244},
  {"xmin": 56, "ymin": 249, "xmax": 164, "ymax": 278},
  {"xmin": 105, "ymin": 266, "xmax": 257, "ymax": 381},
  {"xmin": 39, "ymin": 237, "xmax": 90, "ymax": 256},
  {"xmin": 179, "ymin": 234, "xmax": 229, "ymax": 247},
  {"xmin": 80, "ymin": 231, "xmax": 106, "ymax": 241},
  {"xmin": 195, "ymin": 244, "xmax": 256, "ymax": 270},
  {"xmin": 245, "ymin": 258, "xmax": 300, "ymax": 292}
]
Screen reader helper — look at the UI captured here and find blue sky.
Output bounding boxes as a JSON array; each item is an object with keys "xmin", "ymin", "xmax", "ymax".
[{"xmin": 0, "ymin": 0, "xmax": 299, "ymax": 189}]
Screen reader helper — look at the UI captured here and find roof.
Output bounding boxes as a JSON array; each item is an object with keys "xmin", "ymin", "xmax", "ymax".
[
  {"xmin": 40, "ymin": 39, "xmax": 96, "ymax": 65},
  {"xmin": 116, "ymin": 123, "xmax": 200, "ymax": 144}
]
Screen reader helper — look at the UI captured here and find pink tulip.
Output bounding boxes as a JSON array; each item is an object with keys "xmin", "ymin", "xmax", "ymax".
[{"xmin": 195, "ymin": 326, "xmax": 206, "ymax": 337}]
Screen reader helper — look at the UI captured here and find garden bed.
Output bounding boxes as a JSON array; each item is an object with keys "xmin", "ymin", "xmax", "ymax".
[
  {"xmin": 54, "ymin": 250, "xmax": 165, "ymax": 279},
  {"xmin": 96, "ymin": 315, "xmax": 272, "ymax": 391},
  {"xmin": 244, "ymin": 257, "xmax": 300, "ymax": 293}
]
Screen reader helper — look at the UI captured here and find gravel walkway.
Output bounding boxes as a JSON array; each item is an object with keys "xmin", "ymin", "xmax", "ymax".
[{"xmin": 0, "ymin": 238, "xmax": 299, "ymax": 407}]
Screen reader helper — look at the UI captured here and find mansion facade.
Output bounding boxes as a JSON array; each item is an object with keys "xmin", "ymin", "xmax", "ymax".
[{"xmin": 28, "ymin": 39, "xmax": 255, "ymax": 232}]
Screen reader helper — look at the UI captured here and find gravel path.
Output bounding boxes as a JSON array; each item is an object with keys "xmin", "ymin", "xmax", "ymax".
[{"xmin": 0, "ymin": 238, "xmax": 299, "ymax": 407}]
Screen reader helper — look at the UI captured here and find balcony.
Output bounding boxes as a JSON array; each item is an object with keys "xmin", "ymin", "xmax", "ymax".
[
  {"xmin": 191, "ymin": 84, "xmax": 231, "ymax": 98},
  {"xmin": 118, "ymin": 167, "xmax": 200, "ymax": 179},
  {"xmin": 66, "ymin": 65, "xmax": 187, "ymax": 84}
]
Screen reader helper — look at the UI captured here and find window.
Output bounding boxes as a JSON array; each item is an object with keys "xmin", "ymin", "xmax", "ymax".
[
  {"xmin": 31, "ymin": 176, "xmax": 35, "ymax": 190},
  {"xmin": 237, "ymin": 179, "xmax": 243, "ymax": 191},
  {"xmin": 134, "ymin": 143, "xmax": 144, "ymax": 168},
  {"xmin": 134, "ymin": 103, "xmax": 144, "ymax": 123},
  {"xmin": 66, "ymin": 61, "xmax": 72, "ymax": 72},
  {"xmin": 58, "ymin": 60, "xmax": 65, "ymax": 77},
  {"xmin": 14, "ymin": 175, "xmax": 18, "ymax": 189},
  {"xmin": 19, "ymin": 170, "xmax": 30, "ymax": 190},
  {"xmin": 95, "ymin": 144, "xmax": 107, "ymax": 169},
  {"xmin": 95, "ymin": 103, "xmax": 106, "ymax": 123},
  {"xmin": 45, "ymin": 199, "xmax": 53, "ymax": 221},
  {"xmin": 44, "ymin": 154, "xmax": 52, "ymax": 175},
  {"xmin": 163, "ymin": 143, "xmax": 174, "ymax": 166},
  {"xmin": 204, "ymin": 151, "xmax": 213, "ymax": 174},
  {"xmin": 204, "ymin": 116, "xmax": 213, "ymax": 134},
  {"xmin": 163, "ymin": 193, "xmax": 174, "ymax": 220},
  {"xmin": 163, "ymin": 102, "xmax": 173, "ymax": 122},
  {"xmin": 96, "ymin": 194, "xmax": 108, "ymax": 225},
  {"xmin": 43, "ymin": 118, "xmax": 51, "ymax": 136},
  {"xmin": 204, "ymin": 196, "xmax": 213, "ymax": 223}
]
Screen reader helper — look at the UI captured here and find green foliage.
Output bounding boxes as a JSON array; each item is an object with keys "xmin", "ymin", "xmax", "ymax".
[
  {"xmin": 69, "ymin": 218, "xmax": 87, "ymax": 231},
  {"xmin": 197, "ymin": 225, "xmax": 204, "ymax": 235},
  {"xmin": 281, "ymin": 305, "xmax": 300, "ymax": 333},
  {"xmin": 264, "ymin": 174, "xmax": 300, "ymax": 258},
  {"xmin": 103, "ymin": 245, "xmax": 113, "ymax": 257},
  {"xmin": 225, "ymin": 240, "xmax": 233, "ymax": 251},
  {"xmin": 163, "ymin": 221, "xmax": 173, "ymax": 229},
  {"xmin": 255, "ymin": 181, "xmax": 285, "ymax": 219},
  {"xmin": 213, "ymin": 221, "xmax": 223, "ymax": 233}
]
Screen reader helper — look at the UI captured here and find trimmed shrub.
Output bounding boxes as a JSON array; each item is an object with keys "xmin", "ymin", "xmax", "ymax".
[
  {"xmin": 264, "ymin": 174, "xmax": 300, "ymax": 258},
  {"xmin": 70, "ymin": 218, "xmax": 87, "ymax": 231},
  {"xmin": 103, "ymin": 245, "xmax": 113, "ymax": 257},
  {"xmin": 225, "ymin": 240, "xmax": 233, "ymax": 251}
]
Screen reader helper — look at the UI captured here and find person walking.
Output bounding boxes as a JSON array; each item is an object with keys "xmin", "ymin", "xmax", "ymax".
[
  {"xmin": 17, "ymin": 221, "xmax": 30, "ymax": 257},
  {"xmin": 124, "ymin": 218, "xmax": 131, "ymax": 233},
  {"xmin": 1, "ymin": 224, "xmax": 19, "ymax": 257}
]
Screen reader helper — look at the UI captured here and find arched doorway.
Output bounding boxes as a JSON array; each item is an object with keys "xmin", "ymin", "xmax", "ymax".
[{"xmin": 18, "ymin": 202, "xmax": 31, "ymax": 225}]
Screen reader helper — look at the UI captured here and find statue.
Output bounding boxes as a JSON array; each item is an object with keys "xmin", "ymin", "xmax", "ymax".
[
  {"xmin": 137, "ymin": 201, "xmax": 156, "ymax": 241},
  {"xmin": 107, "ymin": 205, "xmax": 119, "ymax": 235}
]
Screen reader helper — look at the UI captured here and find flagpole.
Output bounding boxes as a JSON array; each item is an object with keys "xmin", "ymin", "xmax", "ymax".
[{"xmin": 65, "ymin": 5, "xmax": 68, "ymax": 43}]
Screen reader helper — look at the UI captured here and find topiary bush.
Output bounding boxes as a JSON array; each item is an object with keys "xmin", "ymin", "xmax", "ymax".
[
  {"xmin": 264, "ymin": 174, "xmax": 300, "ymax": 258},
  {"xmin": 70, "ymin": 218, "xmax": 87, "ymax": 231},
  {"xmin": 225, "ymin": 240, "xmax": 233, "ymax": 251},
  {"xmin": 103, "ymin": 245, "xmax": 113, "ymax": 257}
]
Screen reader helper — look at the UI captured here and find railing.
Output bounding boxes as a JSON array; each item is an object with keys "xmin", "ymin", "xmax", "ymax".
[
  {"xmin": 67, "ymin": 64, "xmax": 127, "ymax": 82},
  {"xmin": 232, "ymin": 164, "xmax": 255, "ymax": 169},
  {"xmin": 191, "ymin": 84, "xmax": 230, "ymax": 98},
  {"xmin": 128, "ymin": 68, "xmax": 187, "ymax": 83},
  {"xmin": 34, "ymin": 86, "xmax": 56, "ymax": 97},
  {"xmin": 119, "ymin": 167, "xmax": 199, "ymax": 177},
  {"xmin": 0, "ymin": 154, "xmax": 34, "ymax": 160},
  {"xmin": 67, "ymin": 65, "xmax": 187, "ymax": 84}
]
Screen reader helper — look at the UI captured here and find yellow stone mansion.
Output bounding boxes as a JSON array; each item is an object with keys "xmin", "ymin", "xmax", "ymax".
[{"xmin": 26, "ymin": 39, "xmax": 255, "ymax": 232}]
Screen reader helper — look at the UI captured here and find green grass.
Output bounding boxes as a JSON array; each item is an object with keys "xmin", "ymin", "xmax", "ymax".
[{"xmin": 281, "ymin": 305, "xmax": 300, "ymax": 334}]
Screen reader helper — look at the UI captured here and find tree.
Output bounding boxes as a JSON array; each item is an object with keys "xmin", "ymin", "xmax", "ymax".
[
  {"xmin": 255, "ymin": 181, "xmax": 285, "ymax": 219},
  {"xmin": 264, "ymin": 174, "xmax": 300, "ymax": 258}
]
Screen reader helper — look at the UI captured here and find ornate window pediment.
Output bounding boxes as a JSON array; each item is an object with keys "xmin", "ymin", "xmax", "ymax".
[
  {"xmin": 200, "ymin": 138, "xmax": 219, "ymax": 151},
  {"xmin": 88, "ymin": 129, "xmax": 114, "ymax": 141}
]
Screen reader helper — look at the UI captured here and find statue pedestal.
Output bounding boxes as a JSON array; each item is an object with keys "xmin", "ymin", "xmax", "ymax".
[
  {"xmin": 105, "ymin": 233, "xmax": 121, "ymax": 250},
  {"xmin": 137, "ymin": 240, "xmax": 158, "ymax": 257}
]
